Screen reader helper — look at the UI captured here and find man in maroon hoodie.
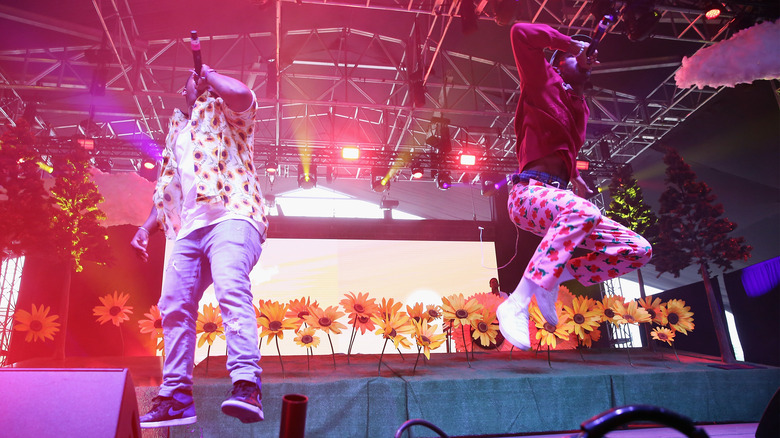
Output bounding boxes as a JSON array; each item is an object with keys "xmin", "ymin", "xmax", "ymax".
[{"xmin": 496, "ymin": 23, "xmax": 653, "ymax": 350}]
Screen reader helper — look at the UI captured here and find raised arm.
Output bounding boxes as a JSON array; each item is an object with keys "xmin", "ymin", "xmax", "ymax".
[{"xmin": 193, "ymin": 64, "xmax": 254, "ymax": 112}]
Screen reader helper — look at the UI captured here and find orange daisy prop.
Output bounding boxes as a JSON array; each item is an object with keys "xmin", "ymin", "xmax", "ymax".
[
  {"xmin": 372, "ymin": 310, "xmax": 414, "ymax": 350},
  {"xmin": 377, "ymin": 297, "xmax": 403, "ymax": 320},
  {"xmin": 258, "ymin": 301, "xmax": 297, "ymax": 345},
  {"xmin": 664, "ymin": 299, "xmax": 695, "ymax": 334},
  {"xmin": 561, "ymin": 296, "xmax": 601, "ymax": 338},
  {"xmin": 611, "ymin": 299, "xmax": 652, "ymax": 325},
  {"xmin": 424, "ymin": 304, "xmax": 443, "ymax": 322},
  {"xmin": 651, "ymin": 326, "xmax": 676, "ymax": 345},
  {"xmin": 341, "ymin": 292, "xmax": 379, "ymax": 334},
  {"xmin": 93, "ymin": 291, "xmax": 134, "ymax": 326},
  {"xmin": 138, "ymin": 305, "xmax": 163, "ymax": 342},
  {"xmin": 294, "ymin": 326, "xmax": 321, "ymax": 349},
  {"xmin": 596, "ymin": 295, "xmax": 625, "ymax": 323},
  {"xmin": 286, "ymin": 297, "xmax": 318, "ymax": 331},
  {"xmin": 579, "ymin": 327, "xmax": 601, "ymax": 348},
  {"xmin": 406, "ymin": 302, "xmax": 426, "ymax": 324},
  {"xmin": 14, "ymin": 303, "xmax": 61, "ymax": 343},
  {"xmin": 637, "ymin": 296, "xmax": 666, "ymax": 325},
  {"xmin": 441, "ymin": 293, "xmax": 483, "ymax": 329},
  {"xmin": 304, "ymin": 305, "xmax": 347, "ymax": 335},
  {"xmin": 196, "ymin": 303, "xmax": 225, "ymax": 348}
]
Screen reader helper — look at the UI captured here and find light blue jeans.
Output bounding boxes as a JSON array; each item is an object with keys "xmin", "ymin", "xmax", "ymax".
[{"xmin": 158, "ymin": 219, "xmax": 263, "ymax": 399}]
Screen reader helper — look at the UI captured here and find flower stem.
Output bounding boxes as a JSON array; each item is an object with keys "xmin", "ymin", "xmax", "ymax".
[
  {"xmin": 347, "ymin": 322, "xmax": 357, "ymax": 364},
  {"xmin": 327, "ymin": 333, "xmax": 336, "ymax": 368},
  {"xmin": 206, "ymin": 344, "xmax": 211, "ymax": 375},
  {"xmin": 460, "ymin": 325, "xmax": 471, "ymax": 368},
  {"xmin": 275, "ymin": 336, "xmax": 285, "ymax": 377},
  {"xmin": 413, "ymin": 347, "xmax": 422, "ymax": 374},
  {"xmin": 378, "ymin": 338, "xmax": 388, "ymax": 376}
]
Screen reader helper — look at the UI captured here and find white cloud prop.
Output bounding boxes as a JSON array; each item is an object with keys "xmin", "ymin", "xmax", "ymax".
[
  {"xmin": 89, "ymin": 169, "xmax": 155, "ymax": 227},
  {"xmin": 675, "ymin": 20, "xmax": 780, "ymax": 89}
]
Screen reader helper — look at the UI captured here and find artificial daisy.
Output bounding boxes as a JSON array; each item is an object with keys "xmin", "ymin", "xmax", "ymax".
[
  {"xmin": 406, "ymin": 302, "xmax": 426, "ymax": 324},
  {"xmin": 286, "ymin": 297, "xmax": 318, "ymax": 331},
  {"xmin": 13, "ymin": 303, "xmax": 61, "ymax": 343},
  {"xmin": 424, "ymin": 304, "xmax": 443, "ymax": 322},
  {"xmin": 196, "ymin": 303, "xmax": 225, "ymax": 347},
  {"xmin": 413, "ymin": 321, "xmax": 446, "ymax": 359},
  {"xmin": 294, "ymin": 326, "xmax": 321, "ymax": 349},
  {"xmin": 637, "ymin": 296, "xmax": 666, "ymax": 325},
  {"xmin": 596, "ymin": 295, "xmax": 625, "ymax": 323},
  {"xmin": 561, "ymin": 296, "xmax": 601, "ymax": 338},
  {"xmin": 258, "ymin": 301, "xmax": 297, "ymax": 345},
  {"xmin": 377, "ymin": 297, "xmax": 403, "ymax": 320},
  {"xmin": 138, "ymin": 305, "xmax": 163, "ymax": 341},
  {"xmin": 467, "ymin": 292, "xmax": 504, "ymax": 315},
  {"xmin": 651, "ymin": 326, "xmax": 676, "ymax": 345},
  {"xmin": 93, "ymin": 291, "xmax": 134, "ymax": 326},
  {"xmin": 611, "ymin": 299, "xmax": 651, "ymax": 325},
  {"xmin": 372, "ymin": 310, "xmax": 414, "ymax": 349},
  {"xmin": 664, "ymin": 299, "xmax": 695, "ymax": 334},
  {"xmin": 304, "ymin": 305, "xmax": 347, "ymax": 335},
  {"xmin": 440, "ymin": 293, "xmax": 483, "ymax": 329},
  {"xmin": 529, "ymin": 302, "xmax": 570, "ymax": 349},
  {"xmin": 471, "ymin": 309, "xmax": 500, "ymax": 348},
  {"xmin": 341, "ymin": 292, "xmax": 379, "ymax": 334},
  {"xmin": 579, "ymin": 327, "xmax": 601, "ymax": 348}
]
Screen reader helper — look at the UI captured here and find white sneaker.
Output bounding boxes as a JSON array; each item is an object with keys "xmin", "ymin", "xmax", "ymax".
[
  {"xmin": 535, "ymin": 288, "xmax": 559, "ymax": 326},
  {"xmin": 497, "ymin": 298, "xmax": 530, "ymax": 350}
]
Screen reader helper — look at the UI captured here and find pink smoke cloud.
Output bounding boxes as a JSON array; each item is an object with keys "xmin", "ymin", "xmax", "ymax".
[
  {"xmin": 89, "ymin": 169, "xmax": 155, "ymax": 227},
  {"xmin": 675, "ymin": 20, "xmax": 780, "ymax": 89}
]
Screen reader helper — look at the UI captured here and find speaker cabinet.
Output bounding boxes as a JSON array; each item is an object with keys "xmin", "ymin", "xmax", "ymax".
[{"xmin": 0, "ymin": 368, "xmax": 141, "ymax": 438}]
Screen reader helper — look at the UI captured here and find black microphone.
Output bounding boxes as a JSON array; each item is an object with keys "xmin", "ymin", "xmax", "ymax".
[
  {"xmin": 587, "ymin": 14, "xmax": 614, "ymax": 57},
  {"xmin": 190, "ymin": 30, "xmax": 202, "ymax": 75}
]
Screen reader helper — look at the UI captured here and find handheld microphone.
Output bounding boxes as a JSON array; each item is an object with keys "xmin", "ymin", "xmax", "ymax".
[
  {"xmin": 587, "ymin": 14, "xmax": 614, "ymax": 57},
  {"xmin": 190, "ymin": 30, "xmax": 202, "ymax": 75}
]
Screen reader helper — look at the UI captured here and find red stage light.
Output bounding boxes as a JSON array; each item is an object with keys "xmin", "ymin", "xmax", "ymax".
[
  {"xmin": 142, "ymin": 160, "xmax": 156, "ymax": 170},
  {"xmin": 705, "ymin": 8, "xmax": 721, "ymax": 19},
  {"xmin": 576, "ymin": 160, "xmax": 590, "ymax": 170}
]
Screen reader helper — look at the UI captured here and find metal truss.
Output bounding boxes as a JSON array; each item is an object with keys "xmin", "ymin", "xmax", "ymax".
[
  {"xmin": 0, "ymin": 257, "xmax": 24, "ymax": 367},
  {"xmin": 0, "ymin": 0, "xmax": 753, "ymax": 183}
]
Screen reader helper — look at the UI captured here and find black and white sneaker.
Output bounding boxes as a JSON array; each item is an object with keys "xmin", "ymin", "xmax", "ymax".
[
  {"xmin": 221, "ymin": 380, "xmax": 264, "ymax": 423},
  {"xmin": 139, "ymin": 394, "xmax": 197, "ymax": 428}
]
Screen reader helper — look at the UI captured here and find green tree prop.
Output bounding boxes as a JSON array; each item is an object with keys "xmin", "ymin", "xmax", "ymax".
[
  {"xmin": 654, "ymin": 148, "xmax": 751, "ymax": 363},
  {"xmin": 605, "ymin": 164, "xmax": 659, "ymax": 300},
  {"xmin": 0, "ymin": 120, "xmax": 55, "ymax": 262},
  {"xmin": 605, "ymin": 164, "xmax": 659, "ymax": 349}
]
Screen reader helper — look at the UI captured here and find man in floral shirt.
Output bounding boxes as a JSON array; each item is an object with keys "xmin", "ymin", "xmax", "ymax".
[
  {"xmin": 131, "ymin": 64, "xmax": 267, "ymax": 427},
  {"xmin": 496, "ymin": 23, "xmax": 652, "ymax": 351}
]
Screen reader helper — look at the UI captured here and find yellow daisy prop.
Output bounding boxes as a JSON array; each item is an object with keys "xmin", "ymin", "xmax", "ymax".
[
  {"xmin": 440, "ymin": 293, "xmax": 483, "ymax": 329},
  {"xmin": 138, "ymin": 305, "xmax": 163, "ymax": 346},
  {"xmin": 93, "ymin": 291, "xmax": 134, "ymax": 326},
  {"xmin": 196, "ymin": 303, "xmax": 225, "ymax": 348},
  {"xmin": 611, "ymin": 299, "xmax": 652, "ymax": 325},
  {"xmin": 664, "ymin": 299, "xmax": 695, "ymax": 334},
  {"xmin": 471, "ymin": 309, "xmax": 500, "ymax": 349},
  {"xmin": 637, "ymin": 296, "xmax": 666, "ymax": 325},
  {"xmin": 258, "ymin": 301, "xmax": 297, "ymax": 345},
  {"xmin": 294, "ymin": 326, "xmax": 321, "ymax": 371},
  {"xmin": 14, "ymin": 303, "xmax": 61, "ymax": 343},
  {"xmin": 561, "ymin": 296, "xmax": 601, "ymax": 339},
  {"xmin": 341, "ymin": 292, "xmax": 380, "ymax": 359},
  {"xmin": 651, "ymin": 326, "xmax": 676, "ymax": 346},
  {"xmin": 530, "ymin": 302, "xmax": 570, "ymax": 350},
  {"xmin": 372, "ymin": 310, "xmax": 414, "ymax": 373},
  {"xmin": 413, "ymin": 321, "xmax": 446, "ymax": 361},
  {"xmin": 596, "ymin": 295, "xmax": 625, "ymax": 323}
]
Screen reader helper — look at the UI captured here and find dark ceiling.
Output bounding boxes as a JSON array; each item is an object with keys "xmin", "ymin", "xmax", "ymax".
[{"xmin": 0, "ymin": 0, "xmax": 777, "ymax": 291}]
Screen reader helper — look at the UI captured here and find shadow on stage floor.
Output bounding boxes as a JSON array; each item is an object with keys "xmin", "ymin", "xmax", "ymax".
[{"xmin": 11, "ymin": 348, "xmax": 780, "ymax": 438}]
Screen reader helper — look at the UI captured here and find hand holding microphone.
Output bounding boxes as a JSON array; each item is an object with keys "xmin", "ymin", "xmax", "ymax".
[{"xmin": 190, "ymin": 30, "xmax": 202, "ymax": 75}]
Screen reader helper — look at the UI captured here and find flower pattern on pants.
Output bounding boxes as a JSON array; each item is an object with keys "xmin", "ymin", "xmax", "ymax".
[{"xmin": 508, "ymin": 179, "xmax": 652, "ymax": 291}]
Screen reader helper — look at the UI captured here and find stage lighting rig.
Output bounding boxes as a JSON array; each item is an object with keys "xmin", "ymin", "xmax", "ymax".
[
  {"xmin": 622, "ymin": 0, "xmax": 661, "ymax": 42},
  {"xmin": 371, "ymin": 166, "xmax": 391, "ymax": 193},
  {"xmin": 435, "ymin": 170, "xmax": 452, "ymax": 190},
  {"xmin": 298, "ymin": 163, "xmax": 317, "ymax": 189}
]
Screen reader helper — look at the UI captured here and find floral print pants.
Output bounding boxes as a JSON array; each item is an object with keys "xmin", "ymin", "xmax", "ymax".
[{"xmin": 508, "ymin": 179, "xmax": 652, "ymax": 292}]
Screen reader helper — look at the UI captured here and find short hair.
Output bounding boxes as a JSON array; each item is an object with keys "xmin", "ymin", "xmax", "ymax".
[{"xmin": 549, "ymin": 34, "xmax": 593, "ymax": 67}]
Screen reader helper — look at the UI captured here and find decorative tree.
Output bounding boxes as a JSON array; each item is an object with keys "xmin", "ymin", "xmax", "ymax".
[
  {"xmin": 653, "ymin": 148, "xmax": 751, "ymax": 363},
  {"xmin": 0, "ymin": 120, "xmax": 55, "ymax": 261},
  {"xmin": 605, "ymin": 164, "xmax": 659, "ymax": 300}
]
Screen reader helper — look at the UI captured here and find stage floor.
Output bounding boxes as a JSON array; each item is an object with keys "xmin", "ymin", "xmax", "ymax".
[{"xmin": 12, "ymin": 348, "xmax": 780, "ymax": 438}]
